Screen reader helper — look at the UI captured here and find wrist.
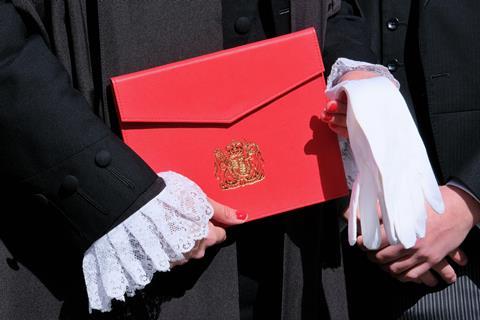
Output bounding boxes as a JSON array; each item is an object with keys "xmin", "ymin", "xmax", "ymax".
[
  {"xmin": 444, "ymin": 185, "xmax": 480, "ymax": 227},
  {"xmin": 339, "ymin": 70, "xmax": 380, "ymax": 82}
]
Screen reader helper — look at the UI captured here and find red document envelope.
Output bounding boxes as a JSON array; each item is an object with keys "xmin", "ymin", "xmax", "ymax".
[{"xmin": 112, "ymin": 28, "xmax": 348, "ymax": 222}]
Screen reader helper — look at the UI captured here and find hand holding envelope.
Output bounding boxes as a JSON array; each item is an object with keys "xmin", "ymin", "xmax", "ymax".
[
  {"xmin": 183, "ymin": 197, "xmax": 246, "ymax": 262},
  {"xmin": 326, "ymin": 76, "xmax": 445, "ymax": 249}
]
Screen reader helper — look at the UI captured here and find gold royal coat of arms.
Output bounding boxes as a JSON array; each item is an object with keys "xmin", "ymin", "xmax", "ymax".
[{"xmin": 214, "ymin": 140, "xmax": 265, "ymax": 190}]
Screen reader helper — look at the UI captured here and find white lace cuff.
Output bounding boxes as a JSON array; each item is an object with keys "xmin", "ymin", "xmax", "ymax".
[
  {"xmin": 327, "ymin": 57, "xmax": 400, "ymax": 91},
  {"xmin": 82, "ymin": 171, "xmax": 213, "ymax": 313}
]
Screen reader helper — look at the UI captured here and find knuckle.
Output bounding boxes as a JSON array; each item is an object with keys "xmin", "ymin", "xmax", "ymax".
[
  {"xmin": 403, "ymin": 274, "xmax": 415, "ymax": 282},
  {"xmin": 172, "ymin": 259, "xmax": 188, "ymax": 267},
  {"xmin": 388, "ymin": 265, "xmax": 402, "ymax": 275},
  {"xmin": 205, "ymin": 236, "xmax": 217, "ymax": 247},
  {"xmin": 374, "ymin": 252, "xmax": 386, "ymax": 263},
  {"xmin": 203, "ymin": 233, "xmax": 216, "ymax": 245},
  {"xmin": 405, "ymin": 270, "xmax": 418, "ymax": 281},
  {"xmin": 427, "ymin": 254, "xmax": 441, "ymax": 265},
  {"xmin": 417, "ymin": 250, "xmax": 429, "ymax": 261},
  {"xmin": 191, "ymin": 250, "xmax": 205, "ymax": 259},
  {"xmin": 194, "ymin": 239, "xmax": 202, "ymax": 248},
  {"xmin": 217, "ymin": 233, "xmax": 227, "ymax": 243}
]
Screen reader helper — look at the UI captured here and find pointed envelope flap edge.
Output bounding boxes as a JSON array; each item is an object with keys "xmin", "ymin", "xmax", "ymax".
[{"xmin": 112, "ymin": 28, "xmax": 324, "ymax": 125}]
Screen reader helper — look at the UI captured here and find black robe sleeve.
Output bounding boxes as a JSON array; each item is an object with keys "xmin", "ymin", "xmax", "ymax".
[
  {"xmin": 323, "ymin": 0, "xmax": 376, "ymax": 74},
  {"xmin": 0, "ymin": 0, "xmax": 165, "ymax": 298}
]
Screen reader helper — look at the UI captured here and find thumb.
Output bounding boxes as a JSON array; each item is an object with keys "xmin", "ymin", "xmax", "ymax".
[{"xmin": 208, "ymin": 197, "xmax": 248, "ymax": 226}]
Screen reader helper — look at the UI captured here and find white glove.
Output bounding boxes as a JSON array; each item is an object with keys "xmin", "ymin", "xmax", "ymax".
[{"xmin": 326, "ymin": 76, "xmax": 444, "ymax": 249}]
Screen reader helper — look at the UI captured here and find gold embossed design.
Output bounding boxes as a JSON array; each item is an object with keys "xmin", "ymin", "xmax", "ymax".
[{"xmin": 214, "ymin": 140, "xmax": 265, "ymax": 190}]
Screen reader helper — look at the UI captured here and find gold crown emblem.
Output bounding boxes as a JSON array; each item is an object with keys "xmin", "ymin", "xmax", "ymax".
[{"xmin": 214, "ymin": 140, "xmax": 265, "ymax": 190}]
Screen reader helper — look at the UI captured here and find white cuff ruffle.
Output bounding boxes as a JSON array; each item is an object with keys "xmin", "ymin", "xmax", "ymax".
[
  {"xmin": 82, "ymin": 171, "xmax": 213, "ymax": 312},
  {"xmin": 327, "ymin": 57, "xmax": 400, "ymax": 91}
]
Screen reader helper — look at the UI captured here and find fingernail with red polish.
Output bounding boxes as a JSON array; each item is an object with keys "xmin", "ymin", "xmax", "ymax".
[
  {"xmin": 236, "ymin": 211, "xmax": 248, "ymax": 221},
  {"xmin": 327, "ymin": 101, "xmax": 338, "ymax": 113}
]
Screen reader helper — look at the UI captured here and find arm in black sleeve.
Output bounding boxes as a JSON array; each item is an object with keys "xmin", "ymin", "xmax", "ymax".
[
  {"xmin": 0, "ymin": 0, "xmax": 165, "ymax": 297},
  {"xmin": 323, "ymin": 0, "xmax": 376, "ymax": 74}
]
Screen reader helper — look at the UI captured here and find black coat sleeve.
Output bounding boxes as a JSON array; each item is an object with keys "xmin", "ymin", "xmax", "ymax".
[
  {"xmin": 323, "ymin": 0, "xmax": 376, "ymax": 75},
  {"xmin": 0, "ymin": 0, "xmax": 166, "ymax": 297}
]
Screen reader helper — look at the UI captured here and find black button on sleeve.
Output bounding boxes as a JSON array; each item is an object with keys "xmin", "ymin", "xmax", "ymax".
[
  {"xmin": 95, "ymin": 150, "xmax": 112, "ymax": 168},
  {"xmin": 386, "ymin": 18, "xmax": 400, "ymax": 31},
  {"xmin": 234, "ymin": 16, "xmax": 251, "ymax": 34},
  {"xmin": 60, "ymin": 175, "xmax": 79, "ymax": 196}
]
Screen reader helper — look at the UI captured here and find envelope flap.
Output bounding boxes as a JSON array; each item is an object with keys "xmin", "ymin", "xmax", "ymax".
[{"xmin": 112, "ymin": 28, "xmax": 324, "ymax": 124}]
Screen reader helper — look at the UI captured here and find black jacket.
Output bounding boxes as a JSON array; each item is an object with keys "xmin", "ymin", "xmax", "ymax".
[
  {"xmin": 344, "ymin": 1, "xmax": 480, "ymax": 319},
  {"xmin": 358, "ymin": 0, "xmax": 480, "ymax": 197}
]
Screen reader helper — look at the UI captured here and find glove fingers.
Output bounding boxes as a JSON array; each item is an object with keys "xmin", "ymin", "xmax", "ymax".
[
  {"xmin": 358, "ymin": 169, "xmax": 382, "ymax": 250},
  {"xmin": 392, "ymin": 173, "xmax": 418, "ymax": 249},
  {"xmin": 378, "ymin": 186, "xmax": 397, "ymax": 244},
  {"xmin": 421, "ymin": 169, "xmax": 445, "ymax": 214},
  {"xmin": 336, "ymin": 77, "xmax": 439, "ymax": 249},
  {"xmin": 348, "ymin": 177, "xmax": 360, "ymax": 246},
  {"xmin": 346, "ymin": 107, "xmax": 368, "ymax": 246},
  {"xmin": 404, "ymin": 121, "xmax": 444, "ymax": 214},
  {"xmin": 413, "ymin": 172, "xmax": 428, "ymax": 239}
]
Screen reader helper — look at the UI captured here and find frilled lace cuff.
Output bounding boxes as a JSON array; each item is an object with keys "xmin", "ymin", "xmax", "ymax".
[
  {"xmin": 327, "ymin": 58, "xmax": 399, "ymax": 189},
  {"xmin": 82, "ymin": 171, "xmax": 213, "ymax": 313},
  {"xmin": 327, "ymin": 57, "xmax": 400, "ymax": 91}
]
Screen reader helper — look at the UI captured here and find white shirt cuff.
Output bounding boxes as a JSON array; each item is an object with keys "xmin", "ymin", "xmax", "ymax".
[
  {"xmin": 446, "ymin": 179, "xmax": 480, "ymax": 229},
  {"xmin": 447, "ymin": 179, "xmax": 480, "ymax": 203}
]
